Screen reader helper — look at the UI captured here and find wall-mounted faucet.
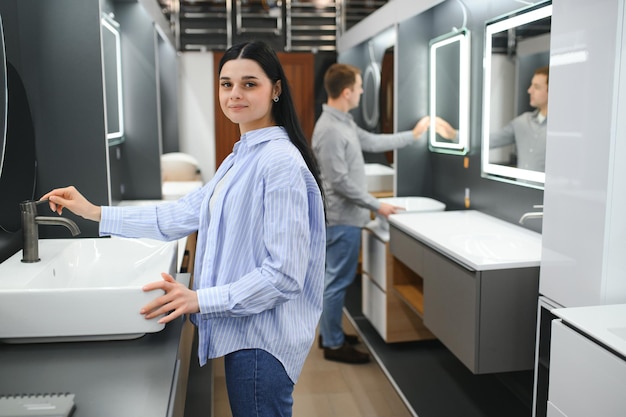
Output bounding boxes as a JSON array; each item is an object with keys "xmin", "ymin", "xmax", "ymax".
[
  {"xmin": 519, "ymin": 204, "xmax": 544, "ymax": 225},
  {"xmin": 20, "ymin": 200, "xmax": 81, "ymax": 263}
]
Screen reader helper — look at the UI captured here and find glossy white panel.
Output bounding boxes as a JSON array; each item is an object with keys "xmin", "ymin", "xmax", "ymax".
[{"xmin": 540, "ymin": 0, "xmax": 626, "ymax": 307}]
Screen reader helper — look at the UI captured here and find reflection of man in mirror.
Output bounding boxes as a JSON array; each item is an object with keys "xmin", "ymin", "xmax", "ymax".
[{"xmin": 490, "ymin": 66, "xmax": 549, "ymax": 172}]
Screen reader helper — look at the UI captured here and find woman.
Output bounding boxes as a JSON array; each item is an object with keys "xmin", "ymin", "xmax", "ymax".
[{"xmin": 42, "ymin": 41, "xmax": 325, "ymax": 417}]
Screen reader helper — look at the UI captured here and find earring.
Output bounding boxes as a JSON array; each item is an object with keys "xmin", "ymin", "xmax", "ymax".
[{"xmin": 273, "ymin": 96, "xmax": 279, "ymax": 103}]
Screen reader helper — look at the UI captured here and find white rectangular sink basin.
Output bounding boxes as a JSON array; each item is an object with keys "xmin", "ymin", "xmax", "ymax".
[
  {"xmin": 367, "ymin": 197, "xmax": 447, "ymax": 239},
  {"xmin": 378, "ymin": 196, "xmax": 446, "ymax": 213},
  {"xmin": 388, "ymin": 210, "xmax": 542, "ymax": 270},
  {"xmin": 364, "ymin": 163, "xmax": 394, "ymax": 193},
  {"xmin": 0, "ymin": 237, "xmax": 178, "ymax": 343}
]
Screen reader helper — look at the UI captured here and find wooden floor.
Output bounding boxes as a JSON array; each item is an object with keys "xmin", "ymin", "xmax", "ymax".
[{"xmin": 212, "ymin": 316, "xmax": 413, "ymax": 417}]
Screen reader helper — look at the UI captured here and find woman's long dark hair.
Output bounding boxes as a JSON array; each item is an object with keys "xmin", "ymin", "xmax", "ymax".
[{"xmin": 218, "ymin": 41, "xmax": 324, "ymax": 200}]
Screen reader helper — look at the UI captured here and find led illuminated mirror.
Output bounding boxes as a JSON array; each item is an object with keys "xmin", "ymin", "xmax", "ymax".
[
  {"xmin": 101, "ymin": 14, "xmax": 125, "ymax": 145},
  {"xmin": 482, "ymin": 1, "xmax": 551, "ymax": 188},
  {"xmin": 429, "ymin": 29, "xmax": 470, "ymax": 155}
]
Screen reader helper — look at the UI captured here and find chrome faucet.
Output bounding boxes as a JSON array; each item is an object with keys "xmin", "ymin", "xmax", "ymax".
[
  {"xmin": 519, "ymin": 205, "xmax": 544, "ymax": 225},
  {"xmin": 20, "ymin": 199, "xmax": 81, "ymax": 263}
]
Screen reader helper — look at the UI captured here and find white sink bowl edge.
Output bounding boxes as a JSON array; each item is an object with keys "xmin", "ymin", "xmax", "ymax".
[{"xmin": 0, "ymin": 237, "xmax": 178, "ymax": 343}]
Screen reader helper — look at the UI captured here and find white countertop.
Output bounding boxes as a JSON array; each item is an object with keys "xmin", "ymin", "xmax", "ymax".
[
  {"xmin": 388, "ymin": 210, "xmax": 542, "ymax": 271},
  {"xmin": 552, "ymin": 304, "xmax": 626, "ymax": 358}
]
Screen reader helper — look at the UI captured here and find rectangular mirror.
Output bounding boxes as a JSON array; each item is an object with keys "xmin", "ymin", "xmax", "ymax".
[
  {"xmin": 429, "ymin": 29, "xmax": 470, "ymax": 155},
  {"xmin": 101, "ymin": 14, "xmax": 125, "ymax": 145},
  {"xmin": 481, "ymin": 1, "xmax": 551, "ymax": 188}
]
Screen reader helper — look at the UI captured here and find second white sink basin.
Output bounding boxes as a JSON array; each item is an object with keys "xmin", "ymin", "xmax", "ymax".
[
  {"xmin": 0, "ymin": 237, "xmax": 178, "ymax": 343},
  {"xmin": 365, "ymin": 163, "xmax": 395, "ymax": 192},
  {"xmin": 368, "ymin": 197, "xmax": 446, "ymax": 239},
  {"xmin": 389, "ymin": 210, "xmax": 542, "ymax": 270},
  {"xmin": 378, "ymin": 196, "xmax": 446, "ymax": 213}
]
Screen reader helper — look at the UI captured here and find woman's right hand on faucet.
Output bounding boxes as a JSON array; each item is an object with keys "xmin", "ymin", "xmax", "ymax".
[{"xmin": 40, "ymin": 186, "xmax": 102, "ymax": 222}]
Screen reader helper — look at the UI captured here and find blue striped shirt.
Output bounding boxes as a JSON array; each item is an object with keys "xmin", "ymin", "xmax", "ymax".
[{"xmin": 100, "ymin": 126, "xmax": 325, "ymax": 383}]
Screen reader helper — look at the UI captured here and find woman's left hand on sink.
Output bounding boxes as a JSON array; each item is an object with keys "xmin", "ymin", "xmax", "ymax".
[{"xmin": 141, "ymin": 272, "xmax": 199, "ymax": 324}]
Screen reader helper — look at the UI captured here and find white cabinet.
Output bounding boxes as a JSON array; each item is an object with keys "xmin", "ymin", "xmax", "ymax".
[
  {"xmin": 361, "ymin": 228, "xmax": 434, "ymax": 343},
  {"xmin": 548, "ymin": 319, "xmax": 626, "ymax": 417},
  {"xmin": 540, "ymin": 0, "xmax": 626, "ymax": 308}
]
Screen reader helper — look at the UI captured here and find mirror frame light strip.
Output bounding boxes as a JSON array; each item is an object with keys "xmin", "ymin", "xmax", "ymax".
[
  {"xmin": 429, "ymin": 29, "xmax": 470, "ymax": 154},
  {"xmin": 101, "ymin": 16, "xmax": 125, "ymax": 143}
]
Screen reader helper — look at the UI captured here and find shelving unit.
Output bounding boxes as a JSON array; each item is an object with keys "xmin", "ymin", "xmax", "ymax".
[
  {"xmin": 165, "ymin": 0, "xmax": 389, "ymax": 51},
  {"xmin": 342, "ymin": 0, "xmax": 387, "ymax": 32},
  {"xmin": 235, "ymin": 0, "xmax": 283, "ymax": 36},
  {"xmin": 286, "ymin": 0, "xmax": 339, "ymax": 52},
  {"xmin": 179, "ymin": 0, "xmax": 232, "ymax": 51}
]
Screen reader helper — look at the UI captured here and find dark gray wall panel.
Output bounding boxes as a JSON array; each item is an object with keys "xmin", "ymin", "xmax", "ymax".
[
  {"xmin": 157, "ymin": 30, "xmax": 180, "ymax": 154},
  {"xmin": 16, "ymin": 0, "xmax": 109, "ymax": 238},
  {"xmin": 115, "ymin": 2, "xmax": 162, "ymax": 200}
]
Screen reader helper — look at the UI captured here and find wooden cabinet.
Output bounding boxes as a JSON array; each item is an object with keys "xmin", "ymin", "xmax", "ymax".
[
  {"xmin": 390, "ymin": 225, "xmax": 540, "ymax": 374},
  {"xmin": 361, "ymin": 228, "xmax": 434, "ymax": 343}
]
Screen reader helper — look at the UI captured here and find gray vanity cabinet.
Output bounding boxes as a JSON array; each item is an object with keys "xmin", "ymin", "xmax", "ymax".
[{"xmin": 390, "ymin": 225, "xmax": 540, "ymax": 374}]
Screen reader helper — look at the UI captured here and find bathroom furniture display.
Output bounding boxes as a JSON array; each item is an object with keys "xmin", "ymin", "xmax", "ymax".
[
  {"xmin": 0, "ymin": 281, "xmax": 195, "ymax": 417},
  {"xmin": 532, "ymin": 0, "xmax": 626, "ymax": 414},
  {"xmin": 546, "ymin": 305, "xmax": 626, "ymax": 417},
  {"xmin": 361, "ymin": 197, "xmax": 445, "ymax": 342},
  {"xmin": 389, "ymin": 210, "xmax": 541, "ymax": 374},
  {"xmin": 361, "ymin": 223, "xmax": 434, "ymax": 343}
]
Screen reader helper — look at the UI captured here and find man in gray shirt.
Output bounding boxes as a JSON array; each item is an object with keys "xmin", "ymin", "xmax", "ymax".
[{"xmin": 312, "ymin": 63, "xmax": 429, "ymax": 364}]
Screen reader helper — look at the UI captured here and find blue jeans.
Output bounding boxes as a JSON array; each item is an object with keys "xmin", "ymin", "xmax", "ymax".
[
  {"xmin": 319, "ymin": 225, "xmax": 361, "ymax": 348},
  {"xmin": 224, "ymin": 349, "xmax": 294, "ymax": 417}
]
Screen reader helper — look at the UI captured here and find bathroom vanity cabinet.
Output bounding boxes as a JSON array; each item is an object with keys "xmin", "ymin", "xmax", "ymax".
[
  {"xmin": 361, "ymin": 227, "xmax": 435, "ymax": 343},
  {"xmin": 0, "ymin": 274, "xmax": 195, "ymax": 417},
  {"xmin": 388, "ymin": 210, "xmax": 542, "ymax": 374},
  {"xmin": 547, "ymin": 305, "xmax": 626, "ymax": 417}
]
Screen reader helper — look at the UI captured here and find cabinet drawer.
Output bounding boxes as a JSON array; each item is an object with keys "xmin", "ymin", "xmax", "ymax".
[
  {"xmin": 389, "ymin": 226, "xmax": 425, "ymax": 277},
  {"xmin": 548, "ymin": 320, "xmax": 626, "ymax": 417},
  {"xmin": 361, "ymin": 229, "xmax": 388, "ymax": 290},
  {"xmin": 361, "ymin": 274, "xmax": 387, "ymax": 339},
  {"xmin": 423, "ymin": 247, "xmax": 477, "ymax": 371}
]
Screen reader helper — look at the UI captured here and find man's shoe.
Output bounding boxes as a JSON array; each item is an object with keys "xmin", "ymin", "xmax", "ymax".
[
  {"xmin": 324, "ymin": 342, "xmax": 370, "ymax": 364},
  {"xmin": 318, "ymin": 333, "xmax": 359, "ymax": 349}
]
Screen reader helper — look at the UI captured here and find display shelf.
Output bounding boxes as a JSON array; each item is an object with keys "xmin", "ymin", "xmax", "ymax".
[
  {"xmin": 392, "ymin": 255, "xmax": 425, "ymax": 317},
  {"xmin": 179, "ymin": 0, "xmax": 232, "ymax": 51},
  {"xmin": 286, "ymin": 0, "xmax": 339, "ymax": 51},
  {"xmin": 235, "ymin": 0, "xmax": 283, "ymax": 36}
]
